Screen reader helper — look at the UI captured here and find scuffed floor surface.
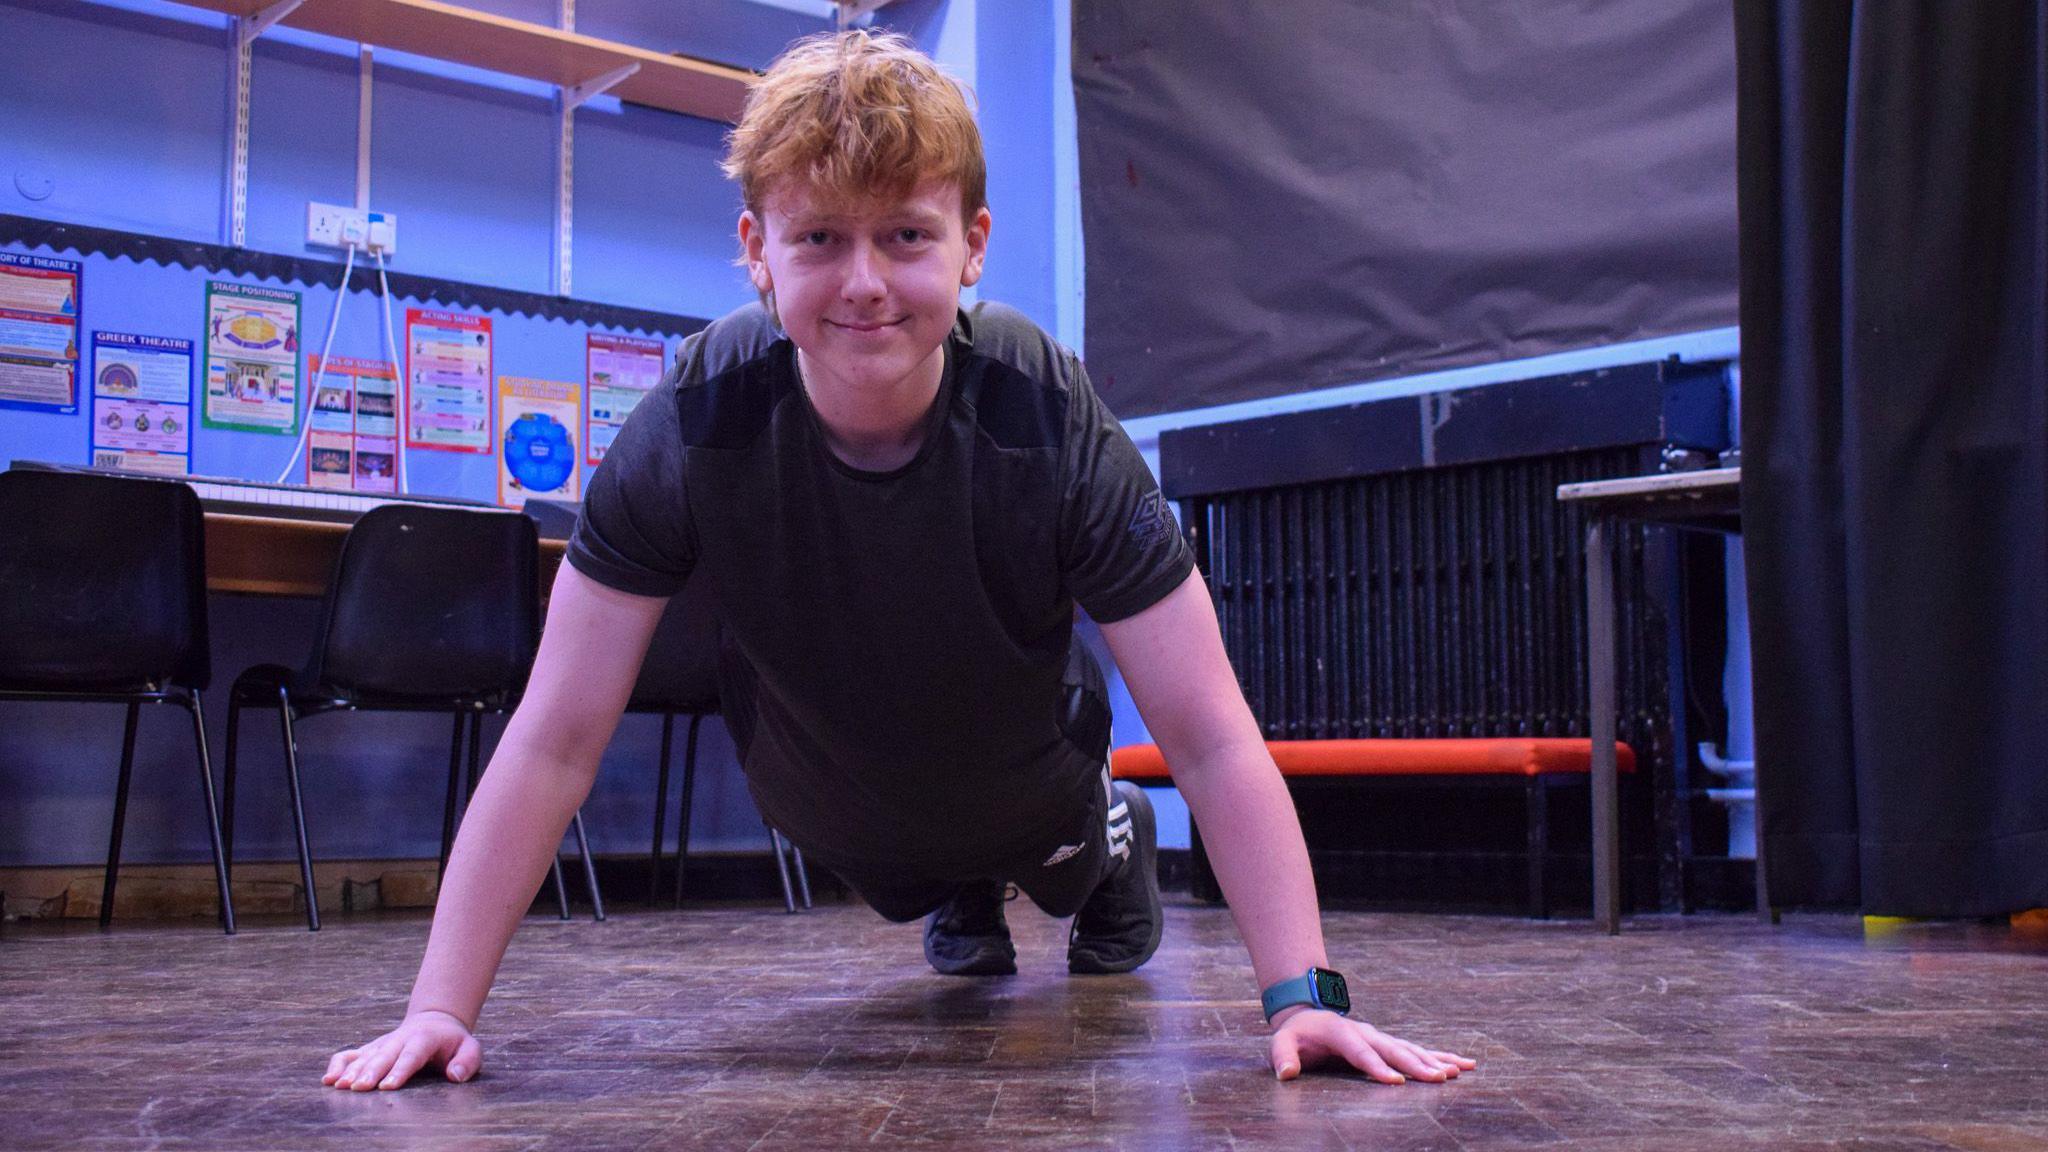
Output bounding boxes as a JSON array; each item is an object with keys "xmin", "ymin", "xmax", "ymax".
[{"xmin": 3, "ymin": 898, "xmax": 2047, "ymax": 1150}]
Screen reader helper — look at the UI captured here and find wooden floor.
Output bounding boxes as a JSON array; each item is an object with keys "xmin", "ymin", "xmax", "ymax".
[{"xmin": 4, "ymin": 896, "xmax": 2047, "ymax": 1150}]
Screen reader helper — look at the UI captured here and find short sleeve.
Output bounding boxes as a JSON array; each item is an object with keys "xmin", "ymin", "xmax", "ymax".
[
  {"xmin": 1057, "ymin": 358, "xmax": 1196, "ymax": 622},
  {"xmin": 565, "ymin": 373, "xmax": 695, "ymax": 597}
]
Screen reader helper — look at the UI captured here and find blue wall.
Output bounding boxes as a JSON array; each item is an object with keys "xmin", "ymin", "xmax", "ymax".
[
  {"xmin": 2, "ymin": 0, "xmax": 1742, "ymax": 881},
  {"xmin": 0, "ymin": 0, "xmax": 1085, "ymax": 870},
  {"xmin": 972, "ymin": 0, "xmax": 1058, "ymax": 328}
]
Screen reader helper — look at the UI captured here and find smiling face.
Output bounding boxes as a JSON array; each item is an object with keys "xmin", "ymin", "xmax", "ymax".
[{"xmin": 740, "ymin": 179, "xmax": 990, "ymax": 404}]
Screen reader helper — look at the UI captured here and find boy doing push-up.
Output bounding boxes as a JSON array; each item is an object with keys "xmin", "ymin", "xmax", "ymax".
[{"xmin": 325, "ymin": 30, "xmax": 1474, "ymax": 1092}]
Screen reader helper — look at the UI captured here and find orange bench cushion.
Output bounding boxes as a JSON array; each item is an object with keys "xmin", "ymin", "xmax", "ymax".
[{"xmin": 1109, "ymin": 738, "xmax": 1637, "ymax": 781}]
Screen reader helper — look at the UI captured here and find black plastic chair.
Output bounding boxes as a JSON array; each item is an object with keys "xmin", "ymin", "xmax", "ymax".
[
  {"xmin": 222, "ymin": 503, "xmax": 600, "ymax": 930},
  {"xmin": 0, "ymin": 468, "xmax": 235, "ymax": 933},
  {"xmin": 634, "ymin": 578, "xmax": 809, "ymax": 912}
]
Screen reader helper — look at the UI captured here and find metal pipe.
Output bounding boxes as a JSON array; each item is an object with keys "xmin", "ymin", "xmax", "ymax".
[{"xmin": 1697, "ymin": 742, "xmax": 1755, "ymax": 777}]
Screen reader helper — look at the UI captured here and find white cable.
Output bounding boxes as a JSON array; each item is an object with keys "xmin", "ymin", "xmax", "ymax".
[
  {"xmin": 373, "ymin": 247, "xmax": 408, "ymax": 495},
  {"xmin": 276, "ymin": 241, "xmax": 357, "ymax": 483}
]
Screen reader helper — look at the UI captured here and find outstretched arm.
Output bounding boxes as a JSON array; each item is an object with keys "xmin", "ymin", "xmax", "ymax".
[
  {"xmin": 324, "ymin": 562, "xmax": 668, "ymax": 1090},
  {"xmin": 1098, "ymin": 570, "xmax": 1476, "ymax": 1083}
]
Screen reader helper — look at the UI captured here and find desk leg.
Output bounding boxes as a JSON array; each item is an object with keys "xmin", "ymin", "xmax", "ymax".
[
  {"xmin": 1754, "ymin": 778, "xmax": 1778, "ymax": 924},
  {"xmin": 1587, "ymin": 518, "xmax": 1621, "ymax": 935}
]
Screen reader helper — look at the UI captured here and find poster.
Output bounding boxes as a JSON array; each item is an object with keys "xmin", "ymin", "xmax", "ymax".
[
  {"xmin": 0, "ymin": 252, "xmax": 82, "ymax": 414},
  {"xmin": 203, "ymin": 281, "xmax": 301, "ymax": 433},
  {"xmin": 306, "ymin": 354, "xmax": 398, "ymax": 494},
  {"xmin": 405, "ymin": 308, "xmax": 492, "ymax": 454},
  {"xmin": 91, "ymin": 331, "xmax": 192, "ymax": 475},
  {"xmin": 585, "ymin": 332, "xmax": 664, "ymax": 464},
  {"xmin": 497, "ymin": 376, "xmax": 581, "ymax": 508}
]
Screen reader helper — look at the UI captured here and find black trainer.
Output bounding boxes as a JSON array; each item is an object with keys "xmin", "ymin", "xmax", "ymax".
[
  {"xmin": 1068, "ymin": 781, "xmax": 1163, "ymax": 974},
  {"xmin": 922, "ymin": 878, "xmax": 1017, "ymax": 976}
]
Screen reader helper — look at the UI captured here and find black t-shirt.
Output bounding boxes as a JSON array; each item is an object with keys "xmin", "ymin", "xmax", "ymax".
[{"xmin": 567, "ymin": 301, "xmax": 1192, "ymax": 873}]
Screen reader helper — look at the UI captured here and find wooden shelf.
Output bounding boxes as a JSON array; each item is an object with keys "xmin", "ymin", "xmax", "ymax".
[{"xmin": 183, "ymin": 0, "xmax": 755, "ymax": 122}]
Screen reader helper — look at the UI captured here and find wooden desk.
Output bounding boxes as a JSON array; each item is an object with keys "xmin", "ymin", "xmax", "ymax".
[
  {"xmin": 204, "ymin": 512, "xmax": 567, "ymax": 598},
  {"xmin": 1557, "ymin": 466, "xmax": 1744, "ymax": 934}
]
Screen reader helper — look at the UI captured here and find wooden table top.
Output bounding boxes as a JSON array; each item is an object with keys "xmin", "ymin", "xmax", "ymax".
[{"xmin": 204, "ymin": 511, "xmax": 567, "ymax": 598}]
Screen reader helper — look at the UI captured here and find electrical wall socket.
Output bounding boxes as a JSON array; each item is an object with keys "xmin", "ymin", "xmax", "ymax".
[
  {"xmin": 364, "ymin": 211, "xmax": 396, "ymax": 254},
  {"xmin": 306, "ymin": 202, "xmax": 364, "ymax": 248},
  {"xmin": 307, "ymin": 202, "xmax": 398, "ymax": 254}
]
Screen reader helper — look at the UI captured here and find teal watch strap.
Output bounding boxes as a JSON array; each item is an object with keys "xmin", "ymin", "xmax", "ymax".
[
  {"xmin": 1260, "ymin": 971, "xmax": 1320, "ymax": 1021},
  {"xmin": 1261, "ymin": 967, "xmax": 1350, "ymax": 1022}
]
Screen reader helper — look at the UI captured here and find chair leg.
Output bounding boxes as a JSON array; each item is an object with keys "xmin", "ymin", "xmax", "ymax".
[
  {"xmin": 488, "ymin": 711, "xmax": 573, "ymax": 921},
  {"xmin": 277, "ymin": 687, "xmax": 320, "ymax": 932},
  {"xmin": 572, "ymin": 810, "xmax": 604, "ymax": 922},
  {"xmin": 186, "ymin": 695, "xmax": 236, "ymax": 936},
  {"xmin": 465, "ymin": 709, "xmax": 483, "ymax": 800},
  {"xmin": 100, "ymin": 701, "xmax": 141, "ymax": 928},
  {"xmin": 769, "ymin": 827, "xmax": 797, "ymax": 914},
  {"xmin": 649, "ymin": 712, "xmax": 673, "ymax": 905},
  {"xmin": 222, "ymin": 697, "xmax": 240, "ymax": 885},
  {"xmin": 439, "ymin": 712, "xmax": 465, "ymax": 886},
  {"xmin": 463, "ymin": 710, "xmax": 569, "ymax": 920},
  {"xmin": 549, "ymin": 855, "xmax": 572, "ymax": 920},
  {"xmin": 673, "ymin": 714, "xmax": 701, "ymax": 908},
  {"xmin": 792, "ymin": 845, "xmax": 812, "ymax": 910},
  {"xmin": 1189, "ymin": 820, "xmax": 1224, "ymax": 904}
]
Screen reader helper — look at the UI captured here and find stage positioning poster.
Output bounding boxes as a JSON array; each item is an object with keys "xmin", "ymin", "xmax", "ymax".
[
  {"xmin": 0, "ymin": 252, "xmax": 83, "ymax": 414},
  {"xmin": 498, "ymin": 376, "xmax": 581, "ymax": 508},
  {"xmin": 203, "ymin": 281, "xmax": 301, "ymax": 434},
  {"xmin": 91, "ymin": 331, "xmax": 192, "ymax": 475},
  {"xmin": 405, "ymin": 308, "xmax": 492, "ymax": 454},
  {"xmin": 306, "ymin": 354, "xmax": 398, "ymax": 494},
  {"xmin": 585, "ymin": 332, "xmax": 664, "ymax": 465}
]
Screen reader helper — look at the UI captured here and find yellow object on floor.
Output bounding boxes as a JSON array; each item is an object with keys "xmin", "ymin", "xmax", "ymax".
[{"xmin": 1861, "ymin": 915, "xmax": 1922, "ymax": 938}]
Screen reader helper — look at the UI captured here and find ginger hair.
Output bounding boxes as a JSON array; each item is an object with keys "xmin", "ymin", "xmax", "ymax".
[{"xmin": 724, "ymin": 29, "xmax": 986, "ymax": 224}]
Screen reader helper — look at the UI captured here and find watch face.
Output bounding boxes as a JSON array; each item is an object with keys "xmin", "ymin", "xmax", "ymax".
[{"xmin": 1312, "ymin": 968, "xmax": 1351, "ymax": 1014}]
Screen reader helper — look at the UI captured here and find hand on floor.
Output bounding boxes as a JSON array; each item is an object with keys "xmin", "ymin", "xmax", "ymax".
[
  {"xmin": 323, "ymin": 1009, "xmax": 482, "ymax": 1091},
  {"xmin": 1268, "ymin": 1009, "xmax": 1475, "ymax": 1084}
]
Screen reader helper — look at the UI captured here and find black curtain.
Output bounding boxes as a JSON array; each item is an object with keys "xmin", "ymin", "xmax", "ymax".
[{"xmin": 1738, "ymin": 2, "xmax": 2048, "ymax": 915}]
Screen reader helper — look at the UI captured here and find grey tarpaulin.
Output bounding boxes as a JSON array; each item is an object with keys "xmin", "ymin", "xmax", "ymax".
[{"xmin": 1073, "ymin": 2, "xmax": 1739, "ymax": 418}]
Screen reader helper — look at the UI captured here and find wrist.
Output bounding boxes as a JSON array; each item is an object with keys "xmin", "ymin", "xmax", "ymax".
[
  {"xmin": 1267, "ymin": 1003, "xmax": 1312, "ymax": 1029},
  {"xmin": 406, "ymin": 1005, "xmax": 475, "ymax": 1032}
]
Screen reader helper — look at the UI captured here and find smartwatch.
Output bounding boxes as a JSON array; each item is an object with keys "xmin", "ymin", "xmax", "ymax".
[{"xmin": 1260, "ymin": 966, "xmax": 1351, "ymax": 1022}]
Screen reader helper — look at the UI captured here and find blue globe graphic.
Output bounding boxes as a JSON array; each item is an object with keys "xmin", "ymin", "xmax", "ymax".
[{"xmin": 504, "ymin": 412, "xmax": 575, "ymax": 493}]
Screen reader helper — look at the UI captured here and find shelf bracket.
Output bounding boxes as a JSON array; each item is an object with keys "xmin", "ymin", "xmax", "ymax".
[
  {"xmin": 551, "ymin": 0, "xmax": 586, "ymax": 296},
  {"xmin": 224, "ymin": 1, "xmax": 305, "ymax": 245},
  {"xmin": 241, "ymin": 0, "xmax": 306, "ymax": 46},
  {"xmin": 837, "ymin": 0, "xmax": 893, "ymax": 28},
  {"xmin": 356, "ymin": 46, "xmax": 374, "ymax": 212},
  {"xmin": 555, "ymin": 62, "xmax": 637, "ymax": 294},
  {"xmin": 561, "ymin": 62, "xmax": 641, "ymax": 111}
]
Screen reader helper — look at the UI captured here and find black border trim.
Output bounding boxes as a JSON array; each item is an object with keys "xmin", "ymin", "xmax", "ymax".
[
  {"xmin": 2, "ymin": 213, "xmax": 712, "ymax": 339},
  {"xmin": 1158, "ymin": 358, "xmax": 1732, "ymax": 498}
]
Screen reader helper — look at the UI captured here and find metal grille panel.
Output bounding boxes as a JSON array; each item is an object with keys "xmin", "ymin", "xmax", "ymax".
[{"xmin": 1185, "ymin": 446, "xmax": 1671, "ymax": 765}]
